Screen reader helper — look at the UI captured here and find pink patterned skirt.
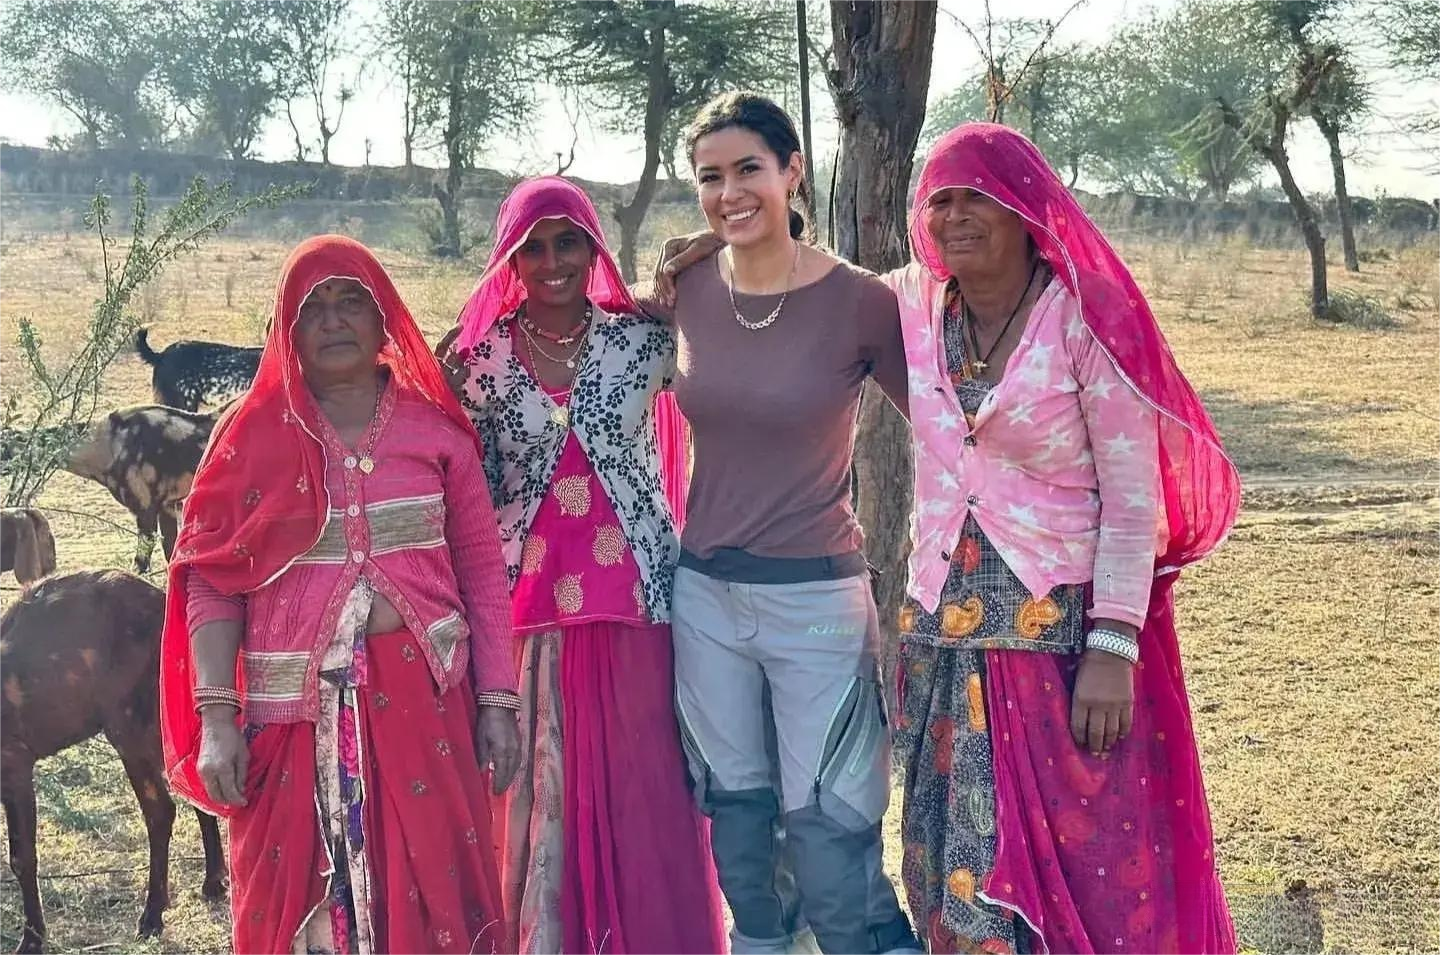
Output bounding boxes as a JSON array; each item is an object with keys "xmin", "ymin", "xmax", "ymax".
[{"xmin": 498, "ymin": 621, "xmax": 726, "ymax": 954}]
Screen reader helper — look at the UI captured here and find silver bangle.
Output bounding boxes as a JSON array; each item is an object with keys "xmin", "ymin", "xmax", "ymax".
[
  {"xmin": 475, "ymin": 689, "xmax": 521, "ymax": 711},
  {"xmin": 1086, "ymin": 628, "xmax": 1139, "ymax": 664}
]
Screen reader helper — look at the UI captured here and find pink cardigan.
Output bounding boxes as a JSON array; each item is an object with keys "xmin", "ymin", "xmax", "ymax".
[
  {"xmin": 187, "ymin": 388, "xmax": 515, "ymax": 723},
  {"xmin": 886, "ymin": 266, "xmax": 1163, "ymax": 628}
]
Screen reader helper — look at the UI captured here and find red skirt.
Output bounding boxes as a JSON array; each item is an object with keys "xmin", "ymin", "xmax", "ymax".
[{"xmin": 227, "ymin": 629, "xmax": 512, "ymax": 954}]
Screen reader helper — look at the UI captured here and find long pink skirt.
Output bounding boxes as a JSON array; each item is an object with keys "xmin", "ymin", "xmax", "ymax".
[{"xmin": 498, "ymin": 621, "xmax": 726, "ymax": 954}]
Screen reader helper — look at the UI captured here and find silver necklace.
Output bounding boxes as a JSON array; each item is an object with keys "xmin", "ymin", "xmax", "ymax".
[
  {"xmin": 726, "ymin": 241, "xmax": 801, "ymax": 331},
  {"xmin": 520, "ymin": 321, "xmax": 585, "ymax": 370}
]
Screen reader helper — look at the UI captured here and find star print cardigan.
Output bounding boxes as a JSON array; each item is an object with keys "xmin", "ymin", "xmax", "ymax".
[
  {"xmin": 459, "ymin": 309, "xmax": 680, "ymax": 624},
  {"xmin": 885, "ymin": 266, "xmax": 1163, "ymax": 628}
]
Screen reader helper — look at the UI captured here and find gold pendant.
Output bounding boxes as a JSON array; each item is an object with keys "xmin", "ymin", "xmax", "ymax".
[
  {"xmin": 550, "ymin": 406, "xmax": 570, "ymax": 428},
  {"xmin": 358, "ymin": 456, "xmax": 375, "ymax": 474}
]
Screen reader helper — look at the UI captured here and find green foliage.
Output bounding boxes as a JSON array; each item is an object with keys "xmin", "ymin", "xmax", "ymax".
[
  {"xmin": 924, "ymin": 2, "xmax": 1285, "ymax": 199},
  {"xmin": 377, "ymin": 1, "xmax": 537, "ymax": 256},
  {"xmin": 1119, "ymin": 2, "xmax": 1285, "ymax": 200},
  {"xmin": 1377, "ymin": 0, "xmax": 1440, "ymax": 80},
  {"xmin": 1322, "ymin": 287, "xmax": 1398, "ymax": 328},
  {"xmin": 926, "ymin": 44, "xmax": 1110, "ymax": 189},
  {"xmin": 3, "ymin": 176, "xmax": 307, "ymax": 507},
  {"xmin": 0, "ymin": 0, "xmax": 179, "ymax": 150},
  {"xmin": 542, "ymin": 0, "xmax": 793, "ymax": 154},
  {"xmin": 165, "ymin": 1, "xmax": 293, "ymax": 161},
  {"xmin": 397, "ymin": 1, "xmax": 537, "ymax": 171},
  {"xmin": 534, "ymin": 0, "xmax": 793, "ymax": 277}
]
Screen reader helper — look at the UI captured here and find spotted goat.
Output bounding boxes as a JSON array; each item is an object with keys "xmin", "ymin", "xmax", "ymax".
[
  {"xmin": 135, "ymin": 326, "xmax": 260, "ymax": 412},
  {"xmin": 1, "ymin": 570, "xmax": 227, "ymax": 953},
  {"xmin": 60, "ymin": 405, "xmax": 217, "ymax": 572},
  {"xmin": 0, "ymin": 509, "xmax": 57, "ymax": 585}
]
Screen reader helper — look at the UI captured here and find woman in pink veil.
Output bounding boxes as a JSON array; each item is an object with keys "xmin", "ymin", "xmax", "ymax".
[
  {"xmin": 883, "ymin": 123, "xmax": 1240, "ymax": 953},
  {"xmin": 442, "ymin": 176, "xmax": 724, "ymax": 953}
]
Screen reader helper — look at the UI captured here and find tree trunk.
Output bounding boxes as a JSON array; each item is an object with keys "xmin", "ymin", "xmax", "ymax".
[
  {"xmin": 1268, "ymin": 137, "xmax": 1329, "ymax": 319},
  {"xmin": 613, "ymin": 11, "xmax": 673, "ymax": 282},
  {"xmin": 827, "ymin": 0, "xmax": 936, "ymax": 703},
  {"xmin": 1218, "ymin": 92, "xmax": 1330, "ymax": 320},
  {"xmin": 436, "ymin": 26, "xmax": 468, "ymax": 259},
  {"xmin": 1314, "ymin": 113, "xmax": 1358, "ymax": 272},
  {"xmin": 402, "ymin": 68, "xmax": 416, "ymax": 168},
  {"xmin": 282, "ymin": 101, "xmax": 306, "ymax": 162}
]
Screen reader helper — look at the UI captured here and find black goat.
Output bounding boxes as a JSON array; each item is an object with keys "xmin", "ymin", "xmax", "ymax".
[{"xmin": 135, "ymin": 327, "xmax": 260, "ymax": 412}]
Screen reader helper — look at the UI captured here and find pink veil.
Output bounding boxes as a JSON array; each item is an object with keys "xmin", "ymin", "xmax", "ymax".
[
  {"xmin": 908, "ymin": 123, "xmax": 1239, "ymax": 571},
  {"xmin": 906, "ymin": 125, "xmax": 1239, "ymax": 953},
  {"xmin": 454, "ymin": 176, "xmax": 689, "ymax": 523}
]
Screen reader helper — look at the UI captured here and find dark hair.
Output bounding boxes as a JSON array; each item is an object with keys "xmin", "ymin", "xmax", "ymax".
[{"xmin": 685, "ymin": 91, "xmax": 813, "ymax": 242}]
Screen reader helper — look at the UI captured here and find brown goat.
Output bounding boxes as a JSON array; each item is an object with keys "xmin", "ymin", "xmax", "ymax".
[
  {"xmin": 62, "ymin": 406, "xmax": 216, "ymax": 573},
  {"xmin": 0, "ymin": 510, "xmax": 56, "ymax": 585},
  {"xmin": 1, "ymin": 571, "xmax": 226, "ymax": 953}
]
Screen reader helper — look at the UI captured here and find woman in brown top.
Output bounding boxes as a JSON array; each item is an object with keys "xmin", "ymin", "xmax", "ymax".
[{"xmin": 661, "ymin": 92, "xmax": 920, "ymax": 955}]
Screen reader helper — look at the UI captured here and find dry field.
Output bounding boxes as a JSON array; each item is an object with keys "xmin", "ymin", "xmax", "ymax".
[{"xmin": 1, "ymin": 221, "xmax": 1437, "ymax": 953}]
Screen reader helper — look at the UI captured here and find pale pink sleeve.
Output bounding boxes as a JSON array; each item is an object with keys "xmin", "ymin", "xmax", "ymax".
[
  {"xmin": 186, "ymin": 570, "xmax": 246, "ymax": 630},
  {"xmin": 1074, "ymin": 331, "xmax": 1162, "ymax": 629},
  {"xmin": 441, "ymin": 427, "xmax": 518, "ymax": 698}
]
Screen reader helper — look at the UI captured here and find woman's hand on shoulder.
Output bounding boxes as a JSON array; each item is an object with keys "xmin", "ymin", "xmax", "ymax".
[
  {"xmin": 654, "ymin": 230, "xmax": 726, "ymax": 306},
  {"xmin": 434, "ymin": 323, "xmax": 469, "ymax": 398}
]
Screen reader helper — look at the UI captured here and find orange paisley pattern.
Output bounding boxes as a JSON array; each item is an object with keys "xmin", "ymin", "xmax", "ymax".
[
  {"xmin": 942, "ymin": 597, "xmax": 985, "ymax": 639},
  {"xmin": 1015, "ymin": 595, "xmax": 1062, "ymax": 639},
  {"xmin": 966, "ymin": 672, "xmax": 986, "ymax": 732}
]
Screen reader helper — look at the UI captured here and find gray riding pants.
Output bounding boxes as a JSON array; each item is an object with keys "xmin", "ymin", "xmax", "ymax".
[{"xmin": 671, "ymin": 566, "xmax": 916, "ymax": 954}]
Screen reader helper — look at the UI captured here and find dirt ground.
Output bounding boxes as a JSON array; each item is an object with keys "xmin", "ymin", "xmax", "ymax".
[{"xmin": 2, "ymin": 224, "xmax": 1437, "ymax": 953}]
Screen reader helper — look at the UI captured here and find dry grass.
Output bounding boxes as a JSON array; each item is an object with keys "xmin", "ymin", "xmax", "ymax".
[{"xmin": 2, "ymin": 223, "xmax": 1438, "ymax": 953}]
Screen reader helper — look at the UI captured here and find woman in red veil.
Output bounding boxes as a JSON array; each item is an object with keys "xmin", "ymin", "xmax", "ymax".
[{"xmin": 161, "ymin": 235, "xmax": 517, "ymax": 954}]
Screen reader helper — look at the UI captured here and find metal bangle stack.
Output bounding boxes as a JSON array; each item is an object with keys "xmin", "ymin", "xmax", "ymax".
[
  {"xmin": 475, "ymin": 689, "xmax": 522, "ymax": 711},
  {"xmin": 193, "ymin": 684, "xmax": 244, "ymax": 715},
  {"xmin": 1085, "ymin": 627, "xmax": 1140, "ymax": 664}
]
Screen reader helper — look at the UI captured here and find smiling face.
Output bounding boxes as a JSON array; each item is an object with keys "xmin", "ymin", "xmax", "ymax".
[
  {"xmin": 692, "ymin": 125, "xmax": 801, "ymax": 250},
  {"xmin": 294, "ymin": 277, "xmax": 384, "ymax": 382},
  {"xmin": 922, "ymin": 187, "xmax": 1032, "ymax": 279},
  {"xmin": 512, "ymin": 217, "xmax": 595, "ymax": 311}
]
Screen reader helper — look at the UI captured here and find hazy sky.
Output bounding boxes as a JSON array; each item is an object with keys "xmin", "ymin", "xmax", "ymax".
[{"xmin": 2, "ymin": 0, "xmax": 1435, "ymax": 198}]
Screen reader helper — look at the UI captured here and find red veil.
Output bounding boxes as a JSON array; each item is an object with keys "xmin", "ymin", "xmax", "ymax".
[
  {"xmin": 160, "ymin": 234, "xmax": 476, "ymax": 815},
  {"xmin": 453, "ymin": 175, "xmax": 690, "ymax": 521},
  {"xmin": 905, "ymin": 124, "xmax": 1240, "ymax": 953}
]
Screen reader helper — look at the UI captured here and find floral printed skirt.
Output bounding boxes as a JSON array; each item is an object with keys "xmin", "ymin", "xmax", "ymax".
[
  {"xmin": 896, "ymin": 641, "xmax": 1036, "ymax": 955},
  {"xmin": 896, "ymin": 519, "xmax": 1083, "ymax": 954},
  {"xmin": 227, "ymin": 627, "xmax": 509, "ymax": 955}
]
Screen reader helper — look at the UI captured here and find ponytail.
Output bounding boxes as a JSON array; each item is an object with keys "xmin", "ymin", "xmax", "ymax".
[{"xmin": 789, "ymin": 177, "xmax": 815, "ymax": 242}]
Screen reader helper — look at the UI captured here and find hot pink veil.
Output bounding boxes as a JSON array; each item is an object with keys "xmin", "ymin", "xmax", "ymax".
[
  {"xmin": 906, "ymin": 124, "xmax": 1239, "ymax": 953},
  {"xmin": 454, "ymin": 175, "xmax": 689, "ymax": 523}
]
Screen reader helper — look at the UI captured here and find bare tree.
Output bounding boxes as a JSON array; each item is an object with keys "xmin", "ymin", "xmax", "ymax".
[
  {"xmin": 1309, "ymin": 54, "xmax": 1367, "ymax": 272},
  {"xmin": 827, "ymin": 0, "xmax": 936, "ymax": 688},
  {"xmin": 376, "ymin": 0, "xmax": 431, "ymax": 169},
  {"xmin": 943, "ymin": 0, "xmax": 1086, "ymax": 123},
  {"xmin": 1215, "ymin": 38, "xmax": 1338, "ymax": 319},
  {"xmin": 277, "ymin": 0, "xmax": 356, "ymax": 166}
]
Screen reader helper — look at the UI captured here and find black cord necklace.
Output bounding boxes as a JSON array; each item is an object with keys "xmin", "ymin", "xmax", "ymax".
[{"xmin": 962, "ymin": 257, "xmax": 1040, "ymax": 374}]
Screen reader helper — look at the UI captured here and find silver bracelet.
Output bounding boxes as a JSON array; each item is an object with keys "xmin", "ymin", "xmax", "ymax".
[
  {"xmin": 1086, "ymin": 628, "xmax": 1140, "ymax": 664},
  {"xmin": 475, "ymin": 689, "xmax": 521, "ymax": 711}
]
